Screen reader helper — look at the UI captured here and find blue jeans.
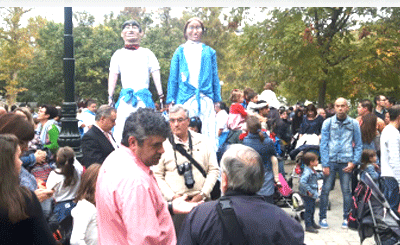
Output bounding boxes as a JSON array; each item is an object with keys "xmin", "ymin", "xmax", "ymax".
[
  {"xmin": 257, "ymin": 171, "xmax": 274, "ymax": 197},
  {"xmin": 319, "ymin": 163, "xmax": 352, "ymax": 220},
  {"xmin": 52, "ymin": 200, "xmax": 76, "ymax": 223},
  {"xmin": 40, "ymin": 198, "xmax": 53, "ymax": 221},
  {"xmin": 278, "ymin": 159, "xmax": 285, "ymax": 178},
  {"xmin": 302, "ymin": 195, "xmax": 316, "ymax": 227},
  {"xmin": 383, "ymin": 177, "xmax": 400, "ymax": 215}
]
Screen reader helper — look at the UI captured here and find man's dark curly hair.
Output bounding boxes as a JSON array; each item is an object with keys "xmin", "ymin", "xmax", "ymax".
[
  {"xmin": 42, "ymin": 105, "xmax": 58, "ymax": 119},
  {"xmin": 121, "ymin": 108, "xmax": 170, "ymax": 147}
]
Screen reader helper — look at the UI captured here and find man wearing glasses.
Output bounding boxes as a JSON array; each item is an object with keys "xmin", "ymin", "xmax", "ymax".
[
  {"xmin": 374, "ymin": 95, "xmax": 388, "ymax": 121},
  {"xmin": 108, "ymin": 20, "xmax": 164, "ymax": 145},
  {"xmin": 154, "ymin": 104, "xmax": 220, "ymax": 235}
]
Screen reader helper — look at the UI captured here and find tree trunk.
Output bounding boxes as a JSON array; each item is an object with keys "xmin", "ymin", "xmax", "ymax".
[{"xmin": 318, "ymin": 80, "xmax": 327, "ymax": 108}]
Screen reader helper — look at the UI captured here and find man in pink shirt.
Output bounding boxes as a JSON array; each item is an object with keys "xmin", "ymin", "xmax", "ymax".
[{"xmin": 96, "ymin": 108, "xmax": 199, "ymax": 244}]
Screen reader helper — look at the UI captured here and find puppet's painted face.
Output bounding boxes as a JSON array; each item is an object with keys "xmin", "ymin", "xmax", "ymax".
[
  {"xmin": 186, "ymin": 20, "xmax": 203, "ymax": 42},
  {"xmin": 121, "ymin": 24, "xmax": 142, "ymax": 44}
]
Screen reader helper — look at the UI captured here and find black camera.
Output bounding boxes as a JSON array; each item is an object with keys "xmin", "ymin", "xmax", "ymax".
[{"xmin": 177, "ymin": 162, "xmax": 195, "ymax": 189}]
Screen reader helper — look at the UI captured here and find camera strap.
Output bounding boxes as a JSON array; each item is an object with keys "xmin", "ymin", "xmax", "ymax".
[{"xmin": 169, "ymin": 131, "xmax": 207, "ymax": 178}]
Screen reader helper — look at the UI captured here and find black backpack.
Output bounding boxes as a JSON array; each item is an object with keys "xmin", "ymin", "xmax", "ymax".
[{"xmin": 348, "ymin": 178, "xmax": 372, "ymax": 230}]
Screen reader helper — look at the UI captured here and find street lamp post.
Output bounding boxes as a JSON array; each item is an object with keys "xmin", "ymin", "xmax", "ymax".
[{"xmin": 58, "ymin": 7, "xmax": 82, "ymax": 159}]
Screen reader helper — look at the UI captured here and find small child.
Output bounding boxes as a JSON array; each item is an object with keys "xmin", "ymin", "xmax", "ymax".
[
  {"xmin": 360, "ymin": 149, "xmax": 380, "ymax": 183},
  {"xmin": 47, "ymin": 146, "xmax": 83, "ymax": 223},
  {"xmin": 246, "ymin": 91, "xmax": 259, "ymax": 114},
  {"xmin": 70, "ymin": 163, "xmax": 101, "ymax": 245},
  {"xmin": 299, "ymin": 152, "xmax": 324, "ymax": 233},
  {"xmin": 189, "ymin": 116, "xmax": 202, "ymax": 133},
  {"xmin": 227, "ymin": 89, "xmax": 247, "ymax": 131}
]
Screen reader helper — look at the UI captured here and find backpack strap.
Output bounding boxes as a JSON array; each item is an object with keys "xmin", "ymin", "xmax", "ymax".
[{"xmin": 216, "ymin": 196, "xmax": 248, "ymax": 245}]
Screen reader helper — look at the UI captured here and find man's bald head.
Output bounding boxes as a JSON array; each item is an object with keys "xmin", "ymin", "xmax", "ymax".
[
  {"xmin": 334, "ymin": 97, "xmax": 349, "ymax": 119},
  {"xmin": 221, "ymin": 144, "xmax": 264, "ymax": 195},
  {"xmin": 335, "ymin": 97, "xmax": 348, "ymax": 105}
]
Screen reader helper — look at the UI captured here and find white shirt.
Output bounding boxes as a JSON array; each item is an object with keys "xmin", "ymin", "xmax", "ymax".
[
  {"xmin": 259, "ymin": 89, "xmax": 280, "ymax": 109},
  {"xmin": 380, "ymin": 124, "xmax": 400, "ymax": 184},
  {"xmin": 183, "ymin": 40, "xmax": 203, "ymax": 89},
  {"xmin": 109, "ymin": 47, "xmax": 160, "ymax": 91},
  {"xmin": 46, "ymin": 159, "xmax": 83, "ymax": 202},
  {"xmin": 77, "ymin": 109, "xmax": 96, "ymax": 134},
  {"xmin": 216, "ymin": 109, "xmax": 229, "ymax": 133},
  {"xmin": 70, "ymin": 199, "xmax": 98, "ymax": 245}
]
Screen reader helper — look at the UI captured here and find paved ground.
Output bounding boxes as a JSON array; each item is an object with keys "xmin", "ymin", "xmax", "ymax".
[{"xmin": 282, "ymin": 161, "xmax": 376, "ymax": 245}]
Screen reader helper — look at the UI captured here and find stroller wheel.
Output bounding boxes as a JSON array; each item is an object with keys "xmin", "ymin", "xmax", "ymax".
[
  {"xmin": 292, "ymin": 197, "xmax": 299, "ymax": 209},
  {"xmin": 292, "ymin": 195, "xmax": 298, "ymax": 209},
  {"xmin": 292, "ymin": 193, "xmax": 303, "ymax": 210},
  {"xmin": 294, "ymin": 214, "xmax": 301, "ymax": 223},
  {"xmin": 300, "ymin": 211, "xmax": 305, "ymax": 220}
]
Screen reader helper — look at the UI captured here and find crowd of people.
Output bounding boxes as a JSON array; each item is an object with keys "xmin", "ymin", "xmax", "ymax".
[{"xmin": 0, "ymin": 16, "xmax": 399, "ymax": 245}]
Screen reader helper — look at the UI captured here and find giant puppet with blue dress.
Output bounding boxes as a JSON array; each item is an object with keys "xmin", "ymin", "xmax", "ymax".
[
  {"xmin": 166, "ymin": 17, "xmax": 222, "ymax": 150},
  {"xmin": 108, "ymin": 20, "xmax": 164, "ymax": 144}
]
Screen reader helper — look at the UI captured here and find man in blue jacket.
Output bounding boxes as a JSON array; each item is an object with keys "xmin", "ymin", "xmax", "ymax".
[{"xmin": 319, "ymin": 97, "xmax": 362, "ymax": 229}]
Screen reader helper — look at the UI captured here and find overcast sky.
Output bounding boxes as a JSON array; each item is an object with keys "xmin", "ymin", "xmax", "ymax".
[{"xmin": 20, "ymin": 7, "xmax": 187, "ymax": 26}]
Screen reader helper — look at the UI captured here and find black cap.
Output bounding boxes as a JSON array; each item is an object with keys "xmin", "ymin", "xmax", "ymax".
[{"xmin": 122, "ymin": 20, "xmax": 142, "ymax": 32}]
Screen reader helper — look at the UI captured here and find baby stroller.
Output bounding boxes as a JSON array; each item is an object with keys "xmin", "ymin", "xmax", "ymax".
[
  {"xmin": 349, "ymin": 172, "xmax": 400, "ymax": 245},
  {"xmin": 273, "ymin": 173, "xmax": 305, "ymax": 222},
  {"xmin": 288, "ymin": 144, "xmax": 320, "ymax": 188}
]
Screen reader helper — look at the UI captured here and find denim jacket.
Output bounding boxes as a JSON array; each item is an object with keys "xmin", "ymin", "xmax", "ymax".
[
  {"xmin": 299, "ymin": 166, "xmax": 323, "ymax": 199},
  {"xmin": 360, "ymin": 165, "xmax": 380, "ymax": 183},
  {"xmin": 320, "ymin": 115, "xmax": 362, "ymax": 168},
  {"xmin": 243, "ymin": 132, "xmax": 277, "ymax": 171}
]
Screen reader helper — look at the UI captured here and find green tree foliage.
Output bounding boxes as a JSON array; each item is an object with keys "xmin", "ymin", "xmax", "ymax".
[
  {"xmin": 20, "ymin": 11, "xmax": 121, "ymax": 105},
  {"xmin": 74, "ymin": 11, "xmax": 120, "ymax": 104},
  {"xmin": 232, "ymin": 8, "xmax": 365, "ymax": 106},
  {"xmin": 0, "ymin": 7, "xmax": 33, "ymax": 105},
  {"xmin": 19, "ymin": 20, "xmax": 64, "ymax": 104},
  {"xmin": 141, "ymin": 7, "xmax": 186, "ymax": 101},
  {"xmin": 6, "ymin": 7, "xmax": 400, "ymax": 106},
  {"xmin": 351, "ymin": 7, "xmax": 400, "ymax": 99}
]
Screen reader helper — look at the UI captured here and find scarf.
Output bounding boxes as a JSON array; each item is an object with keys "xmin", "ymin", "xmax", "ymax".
[{"xmin": 124, "ymin": 44, "xmax": 139, "ymax": 50}]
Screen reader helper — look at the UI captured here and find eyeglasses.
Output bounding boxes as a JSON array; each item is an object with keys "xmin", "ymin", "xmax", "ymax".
[
  {"xmin": 169, "ymin": 117, "xmax": 188, "ymax": 123},
  {"xmin": 187, "ymin": 26, "xmax": 202, "ymax": 31}
]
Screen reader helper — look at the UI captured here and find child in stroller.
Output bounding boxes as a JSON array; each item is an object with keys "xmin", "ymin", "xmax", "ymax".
[{"xmin": 349, "ymin": 172, "xmax": 400, "ymax": 245}]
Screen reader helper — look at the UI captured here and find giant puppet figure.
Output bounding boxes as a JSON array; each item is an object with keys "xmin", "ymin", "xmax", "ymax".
[
  {"xmin": 166, "ymin": 17, "xmax": 221, "ymax": 150},
  {"xmin": 108, "ymin": 20, "xmax": 164, "ymax": 144}
]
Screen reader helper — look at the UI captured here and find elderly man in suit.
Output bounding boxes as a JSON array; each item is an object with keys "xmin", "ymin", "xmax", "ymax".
[{"xmin": 81, "ymin": 105, "xmax": 117, "ymax": 167}]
